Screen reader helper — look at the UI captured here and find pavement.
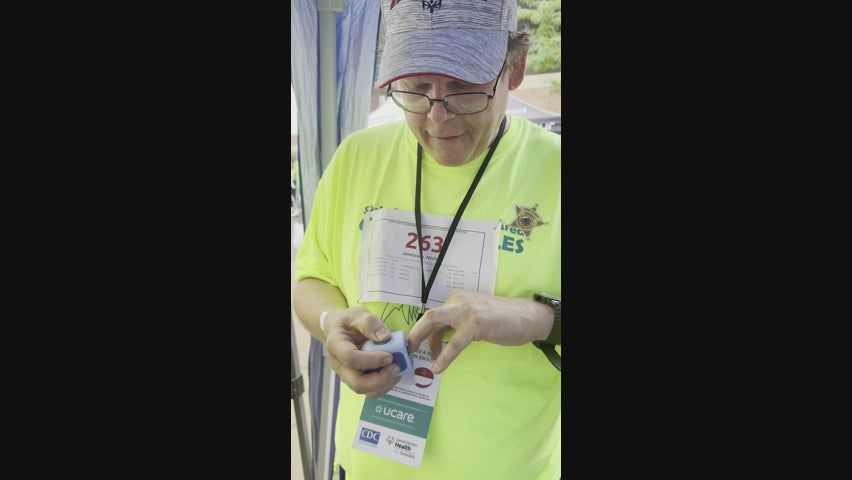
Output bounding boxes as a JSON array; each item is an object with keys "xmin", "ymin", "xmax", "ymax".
[{"xmin": 512, "ymin": 72, "xmax": 561, "ymax": 114}]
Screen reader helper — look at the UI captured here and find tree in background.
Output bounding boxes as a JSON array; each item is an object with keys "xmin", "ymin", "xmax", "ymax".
[{"xmin": 517, "ymin": 0, "xmax": 561, "ymax": 74}]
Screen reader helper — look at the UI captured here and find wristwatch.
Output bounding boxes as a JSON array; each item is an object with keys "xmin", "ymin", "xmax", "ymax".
[
  {"xmin": 532, "ymin": 292, "xmax": 561, "ymax": 371},
  {"xmin": 533, "ymin": 292, "xmax": 561, "ymax": 345}
]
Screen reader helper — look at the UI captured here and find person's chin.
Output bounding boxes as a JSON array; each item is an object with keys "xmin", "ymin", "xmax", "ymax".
[{"xmin": 427, "ymin": 138, "xmax": 468, "ymax": 165}]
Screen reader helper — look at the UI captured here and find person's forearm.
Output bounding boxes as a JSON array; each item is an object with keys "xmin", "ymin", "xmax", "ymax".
[{"xmin": 292, "ymin": 277, "xmax": 350, "ymax": 342}]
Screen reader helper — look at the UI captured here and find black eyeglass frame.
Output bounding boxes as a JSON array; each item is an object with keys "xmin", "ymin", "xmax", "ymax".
[{"xmin": 386, "ymin": 65, "xmax": 505, "ymax": 115}]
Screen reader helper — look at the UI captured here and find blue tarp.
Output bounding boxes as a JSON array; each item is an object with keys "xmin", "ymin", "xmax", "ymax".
[{"xmin": 290, "ymin": 0, "xmax": 319, "ymax": 227}]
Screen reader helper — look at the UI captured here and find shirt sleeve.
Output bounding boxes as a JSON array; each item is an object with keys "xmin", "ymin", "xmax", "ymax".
[{"xmin": 294, "ymin": 158, "xmax": 339, "ymax": 287}]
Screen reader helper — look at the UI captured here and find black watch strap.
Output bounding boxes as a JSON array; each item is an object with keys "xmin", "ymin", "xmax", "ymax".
[
  {"xmin": 533, "ymin": 293, "xmax": 561, "ymax": 371},
  {"xmin": 533, "ymin": 340, "xmax": 561, "ymax": 371},
  {"xmin": 533, "ymin": 293, "xmax": 561, "ymax": 344}
]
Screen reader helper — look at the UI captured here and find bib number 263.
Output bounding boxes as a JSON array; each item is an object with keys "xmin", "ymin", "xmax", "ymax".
[{"xmin": 405, "ymin": 233, "xmax": 444, "ymax": 253}]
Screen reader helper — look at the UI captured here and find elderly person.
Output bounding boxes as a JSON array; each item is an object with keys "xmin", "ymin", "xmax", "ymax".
[{"xmin": 294, "ymin": 1, "xmax": 561, "ymax": 478}]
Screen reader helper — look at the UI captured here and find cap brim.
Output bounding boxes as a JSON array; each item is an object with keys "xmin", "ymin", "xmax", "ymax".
[{"xmin": 377, "ymin": 28, "xmax": 507, "ymax": 88}]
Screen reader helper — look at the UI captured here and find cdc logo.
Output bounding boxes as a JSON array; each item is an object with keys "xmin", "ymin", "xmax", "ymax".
[{"xmin": 359, "ymin": 428, "xmax": 381, "ymax": 446}]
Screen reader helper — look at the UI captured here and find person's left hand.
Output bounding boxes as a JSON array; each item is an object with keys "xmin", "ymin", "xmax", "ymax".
[{"xmin": 406, "ymin": 289, "xmax": 553, "ymax": 374}]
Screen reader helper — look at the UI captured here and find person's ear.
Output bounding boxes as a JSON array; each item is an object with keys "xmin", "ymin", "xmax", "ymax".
[{"xmin": 507, "ymin": 51, "xmax": 527, "ymax": 91}]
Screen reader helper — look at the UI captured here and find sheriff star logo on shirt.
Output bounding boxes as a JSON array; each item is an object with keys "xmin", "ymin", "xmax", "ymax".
[{"xmin": 509, "ymin": 202, "xmax": 549, "ymax": 240}]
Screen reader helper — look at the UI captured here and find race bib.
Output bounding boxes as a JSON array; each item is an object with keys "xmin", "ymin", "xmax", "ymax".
[{"xmin": 358, "ymin": 208, "xmax": 500, "ymax": 308}]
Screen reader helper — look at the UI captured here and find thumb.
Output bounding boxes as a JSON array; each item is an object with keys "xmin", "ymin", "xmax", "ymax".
[
  {"xmin": 373, "ymin": 323, "xmax": 391, "ymax": 342},
  {"xmin": 350, "ymin": 308, "xmax": 392, "ymax": 343},
  {"xmin": 360, "ymin": 313, "xmax": 390, "ymax": 342}
]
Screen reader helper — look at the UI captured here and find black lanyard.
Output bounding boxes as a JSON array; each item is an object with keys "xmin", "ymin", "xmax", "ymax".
[{"xmin": 415, "ymin": 116, "xmax": 507, "ymax": 320}]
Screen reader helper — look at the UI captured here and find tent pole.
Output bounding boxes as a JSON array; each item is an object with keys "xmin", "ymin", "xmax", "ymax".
[
  {"xmin": 316, "ymin": 5, "xmax": 346, "ymax": 479},
  {"xmin": 318, "ymin": 0, "xmax": 346, "ymax": 172}
]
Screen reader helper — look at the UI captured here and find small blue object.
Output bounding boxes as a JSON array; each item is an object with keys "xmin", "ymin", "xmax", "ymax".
[{"xmin": 360, "ymin": 330, "xmax": 413, "ymax": 377}]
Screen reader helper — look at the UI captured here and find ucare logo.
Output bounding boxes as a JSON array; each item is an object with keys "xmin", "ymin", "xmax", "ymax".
[
  {"xmin": 359, "ymin": 427, "xmax": 381, "ymax": 446},
  {"xmin": 375, "ymin": 405, "xmax": 415, "ymax": 423}
]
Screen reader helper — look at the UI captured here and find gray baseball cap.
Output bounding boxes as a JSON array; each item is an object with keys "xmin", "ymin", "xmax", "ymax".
[{"xmin": 377, "ymin": 0, "xmax": 517, "ymax": 88}]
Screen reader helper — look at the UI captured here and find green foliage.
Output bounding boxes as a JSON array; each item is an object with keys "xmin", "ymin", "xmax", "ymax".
[{"xmin": 517, "ymin": 0, "xmax": 561, "ymax": 74}]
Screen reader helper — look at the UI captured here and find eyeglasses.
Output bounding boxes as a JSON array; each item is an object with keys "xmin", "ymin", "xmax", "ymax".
[{"xmin": 387, "ymin": 67, "xmax": 504, "ymax": 115}]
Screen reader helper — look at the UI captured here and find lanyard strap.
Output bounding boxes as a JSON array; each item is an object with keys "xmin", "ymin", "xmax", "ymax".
[{"xmin": 415, "ymin": 116, "xmax": 507, "ymax": 320}]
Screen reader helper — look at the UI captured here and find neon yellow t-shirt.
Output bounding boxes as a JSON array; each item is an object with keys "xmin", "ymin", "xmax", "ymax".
[{"xmin": 296, "ymin": 116, "xmax": 561, "ymax": 479}]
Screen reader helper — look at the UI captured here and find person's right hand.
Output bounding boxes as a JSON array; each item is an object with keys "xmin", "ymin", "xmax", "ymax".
[{"xmin": 323, "ymin": 307, "xmax": 402, "ymax": 399}]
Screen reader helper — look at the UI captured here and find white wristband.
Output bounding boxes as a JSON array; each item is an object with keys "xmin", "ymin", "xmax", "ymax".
[{"xmin": 319, "ymin": 311, "xmax": 330, "ymax": 333}]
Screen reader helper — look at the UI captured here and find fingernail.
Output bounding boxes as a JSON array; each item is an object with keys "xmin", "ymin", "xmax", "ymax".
[
  {"xmin": 383, "ymin": 355, "xmax": 393, "ymax": 365},
  {"xmin": 376, "ymin": 327, "xmax": 390, "ymax": 340},
  {"xmin": 432, "ymin": 363, "xmax": 442, "ymax": 374},
  {"xmin": 392, "ymin": 365, "xmax": 400, "ymax": 375}
]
